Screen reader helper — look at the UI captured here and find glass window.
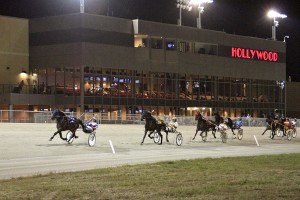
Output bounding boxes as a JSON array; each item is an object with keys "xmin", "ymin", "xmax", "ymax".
[
  {"xmin": 178, "ymin": 41, "xmax": 191, "ymax": 53},
  {"xmin": 165, "ymin": 39, "xmax": 176, "ymax": 51},
  {"xmin": 151, "ymin": 37, "xmax": 163, "ymax": 49},
  {"xmin": 134, "ymin": 35, "xmax": 148, "ymax": 47}
]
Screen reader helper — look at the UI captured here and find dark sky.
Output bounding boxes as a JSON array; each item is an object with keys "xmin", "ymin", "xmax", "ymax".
[{"xmin": 1, "ymin": 0, "xmax": 300, "ymax": 81}]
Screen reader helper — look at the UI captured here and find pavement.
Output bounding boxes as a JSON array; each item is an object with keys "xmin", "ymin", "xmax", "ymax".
[{"xmin": 0, "ymin": 123, "xmax": 299, "ymax": 180}]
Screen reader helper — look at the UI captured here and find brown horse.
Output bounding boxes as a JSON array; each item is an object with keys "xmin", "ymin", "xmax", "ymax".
[
  {"xmin": 192, "ymin": 112, "xmax": 216, "ymax": 141},
  {"xmin": 140, "ymin": 111, "xmax": 168, "ymax": 145},
  {"xmin": 49, "ymin": 108, "xmax": 85, "ymax": 142}
]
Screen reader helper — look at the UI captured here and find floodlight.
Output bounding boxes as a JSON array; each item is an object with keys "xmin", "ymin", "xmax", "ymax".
[
  {"xmin": 190, "ymin": 0, "xmax": 213, "ymax": 29},
  {"xmin": 267, "ymin": 9, "xmax": 287, "ymax": 40}
]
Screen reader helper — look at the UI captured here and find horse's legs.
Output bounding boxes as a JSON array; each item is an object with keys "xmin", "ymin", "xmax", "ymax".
[
  {"xmin": 231, "ymin": 127, "xmax": 235, "ymax": 135},
  {"xmin": 141, "ymin": 130, "xmax": 148, "ymax": 145},
  {"xmin": 192, "ymin": 129, "xmax": 199, "ymax": 140},
  {"xmin": 148, "ymin": 131, "xmax": 154, "ymax": 139},
  {"xmin": 212, "ymin": 127, "xmax": 217, "ymax": 138},
  {"xmin": 58, "ymin": 131, "xmax": 67, "ymax": 141},
  {"xmin": 281, "ymin": 126, "xmax": 286, "ymax": 136},
  {"xmin": 165, "ymin": 131, "xmax": 169, "ymax": 143},
  {"xmin": 158, "ymin": 131, "xmax": 163, "ymax": 145},
  {"xmin": 49, "ymin": 130, "xmax": 60, "ymax": 141},
  {"xmin": 262, "ymin": 127, "xmax": 269, "ymax": 135}
]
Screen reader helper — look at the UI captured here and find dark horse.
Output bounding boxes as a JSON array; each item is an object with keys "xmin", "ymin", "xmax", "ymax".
[
  {"xmin": 140, "ymin": 111, "xmax": 168, "ymax": 145},
  {"xmin": 224, "ymin": 117, "xmax": 236, "ymax": 135},
  {"xmin": 49, "ymin": 108, "xmax": 85, "ymax": 142},
  {"xmin": 262, "ymin": 116, "xmax": 286, "ymax": 139},
  {"xmin": 192, "ymin": 112, "xmax": 216, "ymax": 140}
]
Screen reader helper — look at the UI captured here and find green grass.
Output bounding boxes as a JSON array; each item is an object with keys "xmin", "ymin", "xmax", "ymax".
[{"xmin": 1, "ymin": 154, "xmax": 300, "ymax": 199}]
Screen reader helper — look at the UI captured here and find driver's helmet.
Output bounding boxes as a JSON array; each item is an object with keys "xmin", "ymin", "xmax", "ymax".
[
  {"xmin": 172, "ymin": 117, "xmax": 177, "ymax": 122},
  {"xmin": 92, "ymin": 116, "xmax": 97, "ymax": 122},
  {"xmin": 274, "ymin": 109, "xmax": 279, "ymax": 113}
]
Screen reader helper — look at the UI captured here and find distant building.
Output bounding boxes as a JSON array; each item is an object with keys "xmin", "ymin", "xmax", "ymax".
[{"xmin": 0, "ymin": 13, "xmax": 290, "ymax": 118}]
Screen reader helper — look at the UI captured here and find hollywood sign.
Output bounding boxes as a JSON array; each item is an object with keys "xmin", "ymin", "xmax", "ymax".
[{"xmin": 231, "ymin": 47, "xmax": 278, "ymax": 62}]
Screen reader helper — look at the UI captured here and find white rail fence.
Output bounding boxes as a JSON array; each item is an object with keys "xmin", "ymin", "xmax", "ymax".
[{"xmin": 0, "ymin": 110, "xmax": 291, "ymax": 127}]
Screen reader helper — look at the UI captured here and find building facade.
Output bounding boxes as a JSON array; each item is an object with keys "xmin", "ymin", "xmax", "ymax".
[{"xmin": 0, "ymin": 13, "xmax": 288, "ymax": 118}]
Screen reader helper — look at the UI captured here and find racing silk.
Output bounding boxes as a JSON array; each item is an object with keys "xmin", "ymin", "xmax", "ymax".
[
  {"xmin": 233, "ymin": 120, "xmax": 243, "ymax": 128},
  {"xmin": 67, "ymin": 116, "xmax": 77, "ymax": 124},
  {"xmin": 86, "ymin": 121, "xmax": 98, "ymax": 130},
  {"xmin": 169, "ymin": 121, "xmax": 178, "ymax": 129}
]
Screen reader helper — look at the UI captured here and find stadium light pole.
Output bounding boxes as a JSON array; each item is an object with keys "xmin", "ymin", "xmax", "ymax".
[
  {"xmin": 177, "ymin": 0, "xmax": 192, "ymax": 26},
  {"xmin": 190, "ymin": 0, "xmax": 213, "ymax": 29},
  {"xmin": 267, "ymin": 10, "xmax": 287, "ymax": 40},
  {"xmin": 283, "ymin": 35, "xmax": 289, "ymax": 42},
  {"xmin": 80, "ymin": 0, "xmax": 85, "ymax": 13}
]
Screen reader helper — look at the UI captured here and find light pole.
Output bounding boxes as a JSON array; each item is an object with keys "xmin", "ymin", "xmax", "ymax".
[
  {"xmin": 190, "ymin": 0, "xmax": 213, "ymax": 29},
  {"xmin": 267, "ymin": 10, "xmax": 287, "ymax": 40},
  {"xmin": 276, "ymin": 80, "xmax": 286, "ymax": 117},
  {"xmin": 283, "ymin": 35, "xmax": 289, "ymax": 42},
  {"xmin": 177, "ymin": 0, "xmax": 192, "ymax": 26},
  {"xmin": 80, "ymin": 0, "xmax": 85, "ymax": 13}
]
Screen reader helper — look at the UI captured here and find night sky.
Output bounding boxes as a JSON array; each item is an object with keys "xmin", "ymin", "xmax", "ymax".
[{"xmin": 1, "ymin": 0, "xmax": 299, "ymax": 81}]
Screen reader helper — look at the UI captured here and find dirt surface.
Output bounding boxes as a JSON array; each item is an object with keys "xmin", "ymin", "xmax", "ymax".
[{"xmin": 0, "ymin": 123, "xmax": 299, "ymax": 180}]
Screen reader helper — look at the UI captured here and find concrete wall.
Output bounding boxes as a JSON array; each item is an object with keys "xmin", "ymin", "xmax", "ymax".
[
  {"xmin": 0, "ymin": 15, "xmax": 29, "ymax": 85},
  {"xmin": 286, "ymin": 81, "xmax": 300, "ymax": 117},
  {"xmin": 29, "ymin": 14, "xmax": 286, "ymax": 81}
]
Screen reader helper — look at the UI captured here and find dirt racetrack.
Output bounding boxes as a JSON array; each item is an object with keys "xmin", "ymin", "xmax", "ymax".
[{"xmin": 0, "ymin": 123, "xmax": 299, "ymax": 180}]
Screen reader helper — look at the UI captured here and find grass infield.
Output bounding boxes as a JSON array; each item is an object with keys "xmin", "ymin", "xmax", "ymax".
[{"xmin": 1, "ymin": 153, "xmax": 300, "ymax": 199}]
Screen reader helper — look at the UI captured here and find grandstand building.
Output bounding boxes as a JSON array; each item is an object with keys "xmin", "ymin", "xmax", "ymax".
[{"xmin": 0, "ymin": 13, "xmax": 288, "ymax": 118}]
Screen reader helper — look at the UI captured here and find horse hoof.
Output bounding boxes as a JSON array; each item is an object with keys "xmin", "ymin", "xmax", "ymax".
[
  {"xmin": 140, "ymin": 143, "xmax": 143, "ymax": 145},
  {"xmin": 167, "ymin": 140, "xmax": 169, "ymax": 143},
  {"xmin": 75, "ymin": 136, "xmax": 78, "ymax": 139}
]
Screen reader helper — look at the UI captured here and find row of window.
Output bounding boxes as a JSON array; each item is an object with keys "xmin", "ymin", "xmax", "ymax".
[{"xmin": 134, "ymin": 35, "xmax": 218, "ymax": 55}]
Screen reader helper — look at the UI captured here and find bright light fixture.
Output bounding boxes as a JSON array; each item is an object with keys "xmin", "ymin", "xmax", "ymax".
[
  {"xmin": 267, "ymin": 10, "xmax": 287, "ymax": 19},
  {"xmin": 190, "ymin": 0, "xmax": 213, "ymax": 5}
]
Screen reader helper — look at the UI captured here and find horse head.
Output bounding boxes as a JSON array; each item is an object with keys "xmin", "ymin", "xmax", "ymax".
[
  {"xmin": 214, "ymin": 113, "xmax": 223, "ymax": 125},
  {"xmin": 141, "ymin": 111, "xmax": 152, "ymax": 121},
  {"xmin": 195, "ymin": 111, "xmax": 200, "ymax": 120},
  {"xmin": 51, "ymin": 108, "xmax": 65, "ymax": 120}
]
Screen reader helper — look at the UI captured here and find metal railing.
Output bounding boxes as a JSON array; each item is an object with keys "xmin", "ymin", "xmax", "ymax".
[{"xmin": 1, "ymin": 110, "xmax": 297, "ymax": 127}]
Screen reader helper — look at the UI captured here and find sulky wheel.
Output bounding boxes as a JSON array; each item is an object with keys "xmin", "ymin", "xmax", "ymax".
[
  {"xmin": 66, "ymin": 131, "xmax": 74, "ymax": 144},
  {"xmin": 270, "ymin": 131, "xmax": 275, "ymax": 139},
  {"xmin": 286, "ymin": 129, "xmax": 292, "ymax": 141},
  {"xmin": 176, "ymin": 133, "xmax": 183, "ymax": 146},
  {"xmin": 276, "ymin": 130, "xmax": 282, "ymax": 137},
  {"xmin": 201, "ymin": 133, "xmax": 207, "ymax": 142},
  {"xmin": 237, "ymin": 129, "xmax": 243, "ymax": 140},
  {"xmin": 292, "ymin": 128, "xmax": 297, "ymax": 138},
  {"xmin": 220, "ymin": 131, "xmax": 227, "ymax": 143},
  {"xmin": 88, "ymin": 133, "xmax": 96, "ymax": 147},
  {"xmin": 153, "ymin": 132, "xmax": 161, "ymax": 144}
]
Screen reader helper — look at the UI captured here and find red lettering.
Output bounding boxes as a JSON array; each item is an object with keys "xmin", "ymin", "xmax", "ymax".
[
  {"xmin": 231, "ymin": 47, "xmax": 279, "ymax": 62},
  {"xmin": 256, "ymin": 51, "xmax": 263, "ymax": 60},
  {"xmin": 273, "ymin": 52, "xmax": 278, "ymax": 61},
  {"xmin": 231, "ymin": 48, "xmax": 237, "ymax": 57},
  {"xmin": 263, "ymin": 51, "xmax": 268, "ymax": 60},
  {"xmin": 237, "ymin": 48, "xmax": 242, "ymax": 57},
  {"xmin": 250, "ymin": 50, "xmax": 256, "ymax": 59},
  {"xmin": 268, "ymin": 52, "xmax": 273, "ymax": 61}
]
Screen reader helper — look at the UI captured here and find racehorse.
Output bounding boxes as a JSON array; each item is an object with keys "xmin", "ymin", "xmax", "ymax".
[
  {"xmin": 214, "ymin": 112, "xmax": 224, "ymax": 125},
  {"xmin": 262, "ymin": 116, "xmax": 273, "ymax": 135},
  {"xmin": 49, "ymin": 108, "xmax": 85, "ymax": 142},
  {"xmin": 262, "ymin": 114, "xmax": 286, "ymax": 138},
  {"xmin": 192, "ymin": 112, "xmax": 216, "ymax": 140},
  {"xmin": 224, "ymin": 117, "xmax": 235, "ymax": 135},
  {"xmin": 140, "ymin": 111, "xmax": 168, "ymax": 145}
]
